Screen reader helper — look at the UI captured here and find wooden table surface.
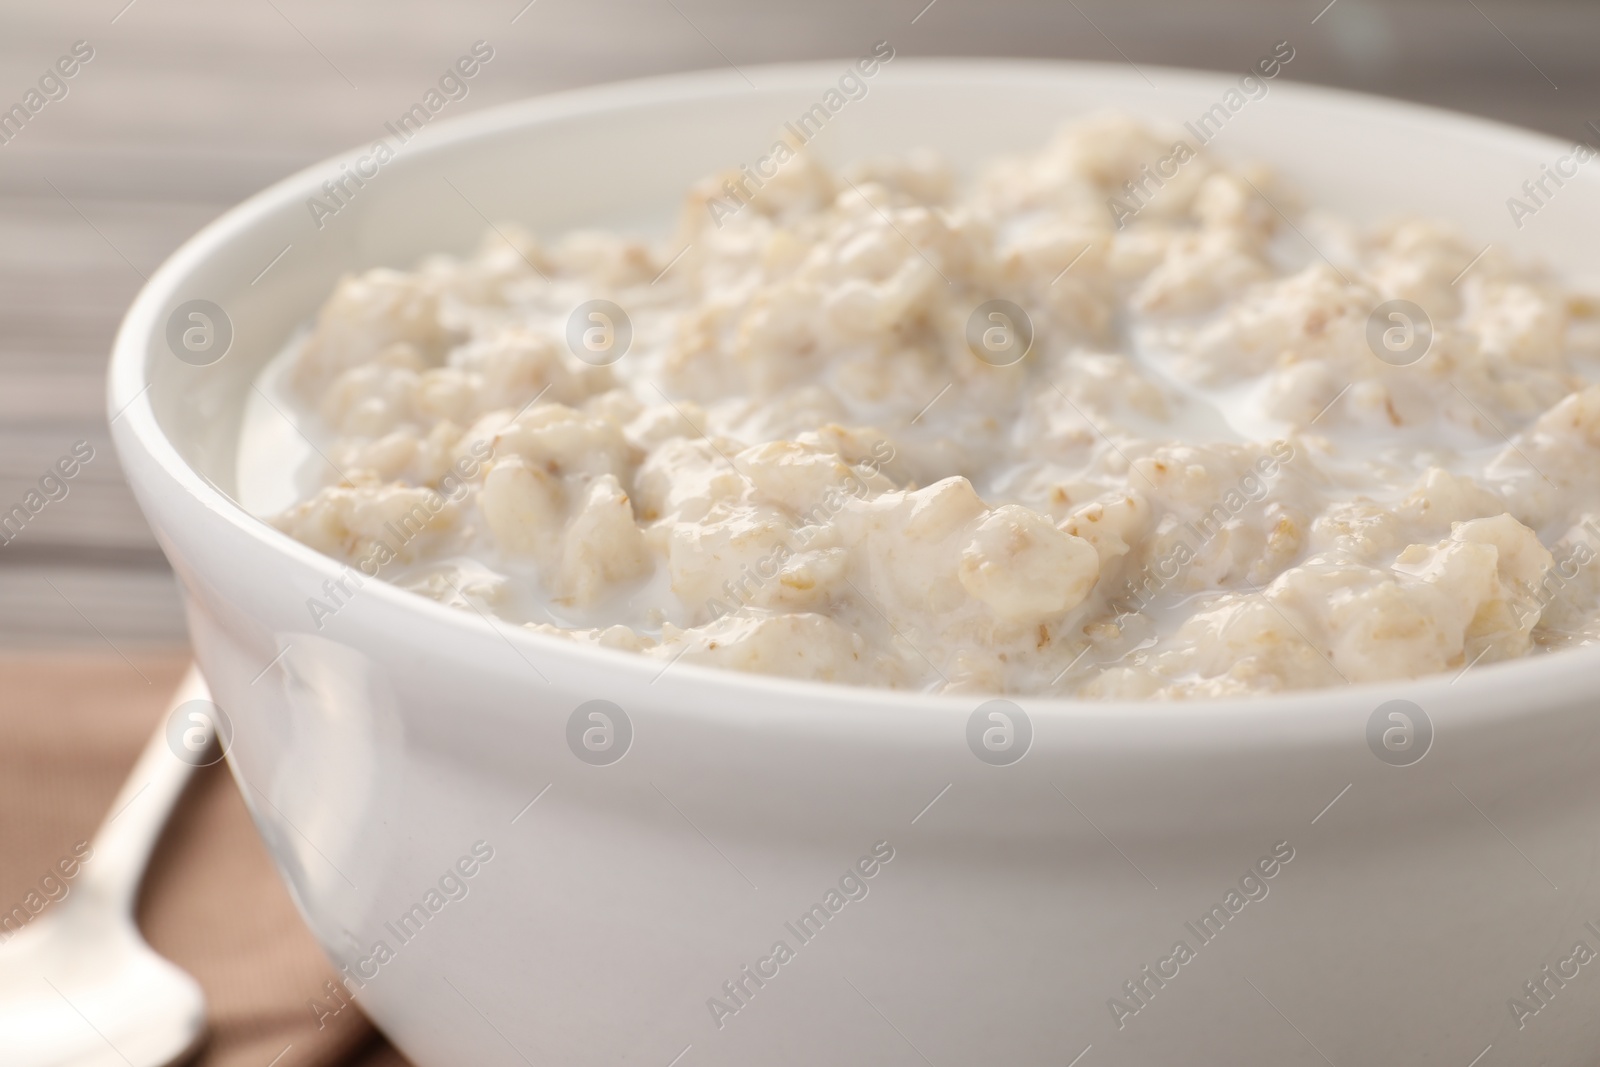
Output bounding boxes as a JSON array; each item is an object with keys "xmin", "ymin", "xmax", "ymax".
[{"xmin": 2, "ymin": 0, "xmax": 1594, "ymax": 648}]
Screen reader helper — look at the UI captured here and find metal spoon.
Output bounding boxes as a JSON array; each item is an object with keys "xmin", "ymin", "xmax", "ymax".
[{"xmin": 0, "ymin": 664, "xmax": 212, "ymax": 1066}]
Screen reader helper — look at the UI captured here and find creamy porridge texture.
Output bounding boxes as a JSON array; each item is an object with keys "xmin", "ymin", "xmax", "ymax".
[{"xmin": 251, "ymin": 114, "xmax": 1600, "ymax": 698}]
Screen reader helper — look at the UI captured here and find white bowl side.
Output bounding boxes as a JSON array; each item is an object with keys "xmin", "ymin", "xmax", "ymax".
[{"xmin": 108, "ymin": 60, "xmax": 1600, "ymax": 1066}]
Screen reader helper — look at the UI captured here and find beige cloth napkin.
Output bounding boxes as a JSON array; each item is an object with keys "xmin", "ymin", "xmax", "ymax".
[{"xmin": 0, "ymin": 651, "xmax": 411, "ymax": 1067}]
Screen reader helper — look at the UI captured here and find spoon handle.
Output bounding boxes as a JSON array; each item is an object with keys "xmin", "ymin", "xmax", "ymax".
[{"xmin": 75, "ymin": 664, "xmax": 212, "ymax": 915}]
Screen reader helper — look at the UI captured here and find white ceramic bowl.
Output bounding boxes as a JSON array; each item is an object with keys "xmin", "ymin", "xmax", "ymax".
[{"xmin": 110, "ymin": 60, "xmax": 1600, "ymax": 1066}]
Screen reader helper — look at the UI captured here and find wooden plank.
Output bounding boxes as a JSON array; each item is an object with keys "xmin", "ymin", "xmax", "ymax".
[{"xmin": 0, "ymin": 563, "xmax": 184, "ymax": 647}]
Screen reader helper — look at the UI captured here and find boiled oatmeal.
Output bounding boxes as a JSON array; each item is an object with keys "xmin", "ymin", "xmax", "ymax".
[{"xmin": 245, "ymin": 114, "xmax": 1600, "ymax": 698}]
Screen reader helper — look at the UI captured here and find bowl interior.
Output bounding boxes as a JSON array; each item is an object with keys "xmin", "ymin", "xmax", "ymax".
[{"xmin": 104, "ymin": 58, "xmax": 1600, "ymax": 728}]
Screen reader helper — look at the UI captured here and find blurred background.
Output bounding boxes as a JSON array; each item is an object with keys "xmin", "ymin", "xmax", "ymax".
[{"xmin": 1, "ymin": 0, "xmax": 1595, "ymax": 649}]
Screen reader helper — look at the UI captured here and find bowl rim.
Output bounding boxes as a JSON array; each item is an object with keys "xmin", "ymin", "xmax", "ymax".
[{"xmin": 107, "ymin": 55, "xmax": 1600, "ymax": 732}]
